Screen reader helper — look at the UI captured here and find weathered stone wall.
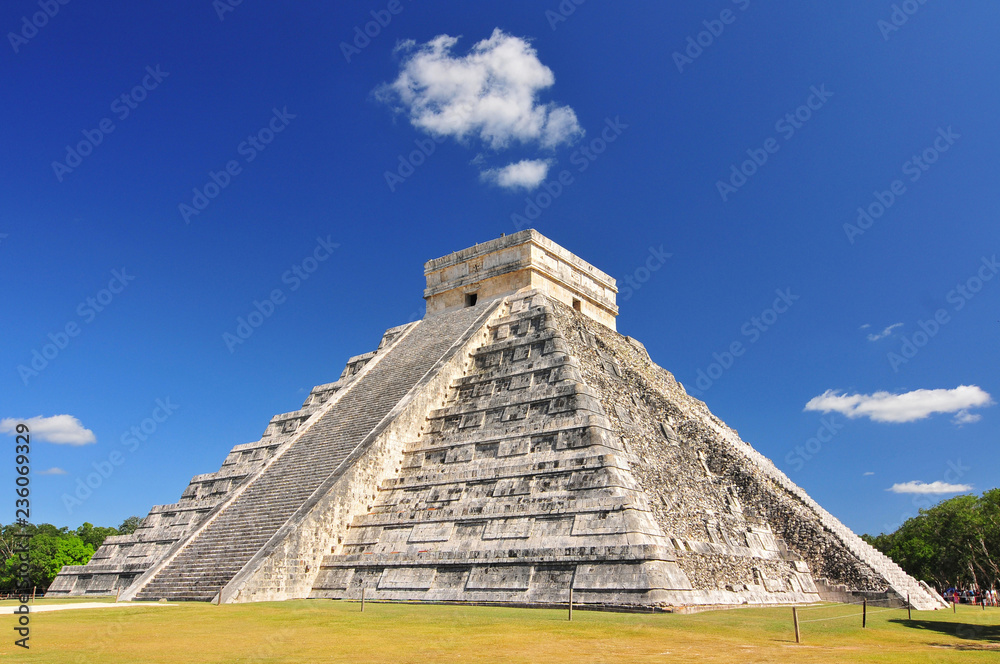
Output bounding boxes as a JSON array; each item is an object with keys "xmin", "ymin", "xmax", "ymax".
[
  {"xmin": 222, "ymin": 304, "xmax": 502, "ymax": 602},
  {"xmin": 548, "ymin": 297, "xmax": 945, "ymax": 609},
  {"xmin": 126, "ymin": 306, "xmax": 503, "ymax": 602},
  {"xmin": 550, "ymin": 302, "xmax": 817, "ymax": 599},
  {"xmin": 312, "ymin": 292, "xmax": 692, "ymax": 606},
  {"xmin": 310, "ymin": 292, "xmax": 820, "ymax": 608},
  {"xmin": 424, "ymin": 230, "xmax": 618, "ymax": 329}
]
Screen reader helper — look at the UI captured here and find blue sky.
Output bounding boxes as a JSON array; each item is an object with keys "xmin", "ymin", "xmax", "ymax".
[{"xmin": 1, "ymin": 1, "xmax": 997, "ymax": 537}]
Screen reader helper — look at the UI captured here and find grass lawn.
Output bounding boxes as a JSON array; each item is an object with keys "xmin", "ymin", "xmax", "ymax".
[
  {"xmin": 1, "ymin": 599, "xmax": 997, "ymax": 663},
  {"xmin": 0, "ymin": 596, "xmax": 117, "ymax": 606}
]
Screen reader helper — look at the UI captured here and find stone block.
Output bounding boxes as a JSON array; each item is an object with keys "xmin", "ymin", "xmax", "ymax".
[
  {"xmin": 379, "ymin": 567, "xmax": 436, "ymax": 590},
  {"xmin": 466, "ymin": 565, "xmax": 532, "ymax": 590}
]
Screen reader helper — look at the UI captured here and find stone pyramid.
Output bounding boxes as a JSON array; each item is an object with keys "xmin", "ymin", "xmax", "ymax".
[{"xmin": 50, "ymin": 230, "xmax": 947, "ymax": 610}]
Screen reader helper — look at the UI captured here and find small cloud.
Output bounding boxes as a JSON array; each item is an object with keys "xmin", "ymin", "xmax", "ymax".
[
  {"xmin": 952, "ymin": 410, "xmax": 982, "ymax": 425},
  {"xmin": 38, "ymin": 467, "xmax": 68, "ymax": 475},
  {"xmin": 866, "ymin": 322, "xmax": 903, "ymax": 341},
  {"xmin": 888, "ymin": 481, "xmax": 973, "ymax": 495},
  {"xmin": 480, "ymin": 159, "xmax": 551, "ymax": 190},
  {"xmin": 375, "ymin": 29, "xmax": 583, "ymax": 149},
  {"xmin": 860, "ymin": 323, "xmax": 871, "ymax": 330},
  {"xmin": 863, "ymin": 471, "xmax": 875, "ymax": 476},
  {"xmin": 375, "ymin": 28, "xmax": 582, "ymax": 187},
  {"xmin": 0, "ymin": 415, "xmax": 96, "ymax": 445},
  {"xmin": 804, "ymin": 385, "xmax": 993, "ymax": 424}
]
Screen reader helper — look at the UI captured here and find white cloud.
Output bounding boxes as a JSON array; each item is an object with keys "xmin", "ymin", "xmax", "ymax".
[
  {"xmin": 867, "ymin": 322, "xmax": 903, "ymax": 341},
  {"xmin": 377, "ymin": 29, "xmax": 583, "ymax": 150},
  {"xmin": 888, "ymin": 481, "xmax": 973, "ymax": 494},
  {"xmin": 863, "ymin": 471, "xmax": 875, "ymax": 476},
  {"xmin": 480, "ymin": 159, "xmax": 551, "ymax": 190},
  {"xmin": 38, "ymin": 467, "xmax": 68, "ymax": 475},
  {"xmin": 952, "ymin": 410, "xmax": 982, "ymax": 425},
  {"xmin": 803, "ymin": 385, "xmax": 993, "ymax": 423},
  {"xmin": 0, "ymin": 415, "xmax": 96, "ymax": 445},
  {"xmin": 860, "ymin": 323, "xmax": 871, "ymax": 330}
]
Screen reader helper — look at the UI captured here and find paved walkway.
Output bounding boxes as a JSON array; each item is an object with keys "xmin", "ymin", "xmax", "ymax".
[{"xmin": 0, "ymin": 602, "xmax": 177, "ymax": 614}]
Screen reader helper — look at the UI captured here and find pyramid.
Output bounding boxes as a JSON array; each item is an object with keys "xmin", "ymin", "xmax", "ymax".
[{"xmin": 49, "ymin": 230, "xmax": 947, "ymax": 610}]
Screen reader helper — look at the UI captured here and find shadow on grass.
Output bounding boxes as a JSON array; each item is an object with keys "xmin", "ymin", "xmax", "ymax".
[{"xmin": 890, "ymin": 618, "xmax": 1000, "ymax": 644}]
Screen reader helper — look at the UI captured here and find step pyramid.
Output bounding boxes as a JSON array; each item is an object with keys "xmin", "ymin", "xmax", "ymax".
[{"xmin": 50, "ymin": 230, "xmax": 947, "ymax": 610}]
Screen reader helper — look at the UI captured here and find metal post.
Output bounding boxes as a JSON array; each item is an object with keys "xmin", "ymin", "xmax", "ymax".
[
  {"xmin": 568, "ymin": 586, "xmax": 573, "ymax": 621},
  {"xmin": 31, "ymin": 587, "xmax": 36, "ymax": 603},
  {"xmin": 116, "ymin": 586, "xmax": 122, "ymax": 603},
  {"xmin": 361, "ymin": 587, "xmax": 365, "ymax": 612},
  {"xmin": 862, "ymin": 598, "xmax": 867, "ymax": 628},
  {"xmin": 792, "ymin": 607, "xmax": 801, "ymax": 644},
  {"xmin": 907, "ymin": 594, "xmax": 911, "ymax": 620}
]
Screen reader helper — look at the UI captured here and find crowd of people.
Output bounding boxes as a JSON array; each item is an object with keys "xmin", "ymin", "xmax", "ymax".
[{"xmin": 943, "ymin": 587, "xmax": 998, "ymax": 606}]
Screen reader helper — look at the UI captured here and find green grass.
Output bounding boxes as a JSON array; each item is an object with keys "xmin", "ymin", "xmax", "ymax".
[{"xmin": 2, "ymin": 600, "xmax": 997, "ymax": 663}]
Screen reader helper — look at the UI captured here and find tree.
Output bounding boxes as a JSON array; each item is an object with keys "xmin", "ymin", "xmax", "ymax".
[
  {"xmin": 118, "ymin": 516, "xmax": 143, "ymax": 535},
  {"xmin": 0, "ymin": 520, "xmax": 117, "ymax": 592},
  {"xmin": 29, "ymin": 535, "xmax": 93, "ymax": 587},
  {"xmin": 75, "ymin": 522, "xmax": 119, "ymax": 550},
  {"xmin": 49, "ymin": 538, "xmax": 95, "ymax": 582},
  {"xmin": 865, "ymin": 489, "xmax": 999, "ymax": 591}
]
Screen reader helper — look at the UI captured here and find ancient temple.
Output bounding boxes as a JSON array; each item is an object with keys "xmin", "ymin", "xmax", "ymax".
[{"xmin": 48, "ymin": 230, "xmax": 947, "ymax": 610}]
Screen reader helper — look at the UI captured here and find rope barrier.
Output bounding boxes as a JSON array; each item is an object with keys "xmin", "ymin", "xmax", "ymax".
[
  {"xmin": 798, "ymin": 607, "xmax": 899, "ymax": 624},
  {"xmin": 796, "ymin": 598, "xmax": 900, "ymax": 613}
]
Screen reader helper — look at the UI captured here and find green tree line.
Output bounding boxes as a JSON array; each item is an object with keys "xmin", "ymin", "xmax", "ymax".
[
  {"xmin": 1, "ymin": 517, "xmax": 141, "ymax": 592},
  {"xmin": 863, "ymin": 489, "xmax": 1000, "ymax": 591}
]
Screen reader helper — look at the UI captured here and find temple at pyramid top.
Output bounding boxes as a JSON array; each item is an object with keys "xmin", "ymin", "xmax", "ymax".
[{"xmin": 423, "ymin": 229, "xmax": 619, "ymax": 330}]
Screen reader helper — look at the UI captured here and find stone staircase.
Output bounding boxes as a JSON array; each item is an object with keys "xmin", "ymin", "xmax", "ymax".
[
  {"xmin": 311, "ymin": 293, "xmax": 696, "ymax": 605},
  {"xmin": 131, "ymin": 305, "xmax": 493, "ymax": 601}
]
